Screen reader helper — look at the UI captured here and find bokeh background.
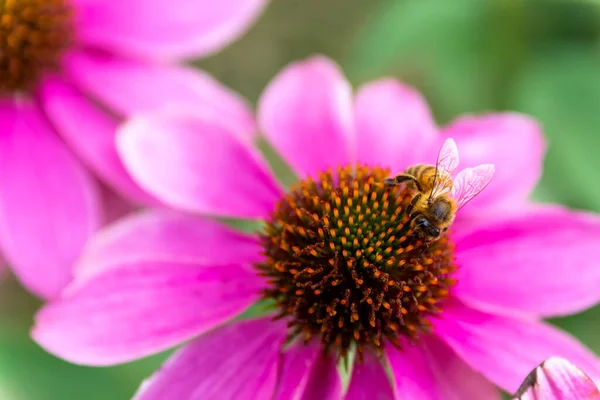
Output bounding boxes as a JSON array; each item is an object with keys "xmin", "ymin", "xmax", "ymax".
[{"xmin": 2, "ymin": 0, "xmax": 600, "ymax": 398}]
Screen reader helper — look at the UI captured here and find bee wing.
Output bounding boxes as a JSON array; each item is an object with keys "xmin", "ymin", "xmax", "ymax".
[
  {"xmin": 452, "ymin": 164, "xmax": 495, "ymax": 211},
  {"xmin": 430, "ymin": 138, "xmax": 460, "ymax": 199}
]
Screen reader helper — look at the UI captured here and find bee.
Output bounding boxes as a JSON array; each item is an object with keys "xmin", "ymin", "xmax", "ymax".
[{"xmin": 384, "ymin": 138, "xmax": 495, "ymax": 241}]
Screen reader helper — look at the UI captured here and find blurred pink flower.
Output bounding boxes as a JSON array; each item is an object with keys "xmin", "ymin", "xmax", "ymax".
[
  {"xmin": 33, "ymin": 56, "xmax": 600, "ymax": 399},
  {"xmin": 0, "ymin": 0, "xmax": 266, "ymax": 298},
  {"xmin": 514, "ymin": 357, "xmax": 600, "ymax": 400}
]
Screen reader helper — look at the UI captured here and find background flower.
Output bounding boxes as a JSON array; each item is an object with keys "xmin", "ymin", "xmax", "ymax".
[
  {"xmin": 0, "ymin": 0, "xmax": 267, "ymax": 299},
  {"xmin": 32, "ymin": 55, "xmax": 600, "ymax": 399}
]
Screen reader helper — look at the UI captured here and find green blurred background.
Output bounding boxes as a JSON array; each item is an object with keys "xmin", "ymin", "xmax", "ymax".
[{"xmin": 2, "ymin": 0, "xmax": 600, "ymax": 398}]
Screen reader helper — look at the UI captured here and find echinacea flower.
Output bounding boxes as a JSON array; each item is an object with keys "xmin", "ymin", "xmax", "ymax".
[
  {"xmin": 33, "ymin": 56, "xmax": 600, "ymax": 399},
  {"xmin": 514, "ymin": 357, "xmax": 600, "ymax": 400},
  {"xmin": 0, "ymin": 0, "xmax": 266, "ymax": 298}
]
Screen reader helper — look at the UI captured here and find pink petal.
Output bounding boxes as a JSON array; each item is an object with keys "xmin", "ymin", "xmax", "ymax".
[
  {"xmin": 386, "ymin": 337, "xmax": 499, "ymax": 400},
  {"xmin": 117, "ymin": 110, "xmax": 281, "ymax": 218},
  {"xmin": 354, "ymin": 79, "xmax": 438, "ymax": 174},
  {"xmin": 441, "ymin": 113, "xmax": 544, "ymax": 210},
  {"xmin": 0, "ymin": 100, "xmax": 101, "ymax": 299},
  {"xmin": 258, "ymin": 56, "xmax": 354, "ymax": 178},
  {"xmin": 387, "ymin": 343, "xmax": 438, "ymax": 399},
  {"xmin": 514, "ymin": 357, "xmax": 600, "ymax": 400},
  {"xmin": 75, "ymin": 210, "xmax": 261, "ymax": 283},
  {"xmin": 0, "ymin": 101, "xmax": 14, "ymax": 283},
  {"xmin": 133, "ymin": 317, "xmax": 286, "ymax": 400},
  {"xmin": 98, "ymin": 182, "xmax": 138, "ymax": 225},
  {"xmin": 274, "ymin": 341, "xmax": 342, "ymax": 400},
  {"xmin": 64, "ymin": 51, "xmax": 255, "ymax": 138},
  {"xmin": 38, "ymin": 77, "xmax": 158, "ymax": 205},
  {"xmin": 453, "ymin": 205, "xmax": 600, "ymax": 318},
  {"xmin": 302, "ymin": 348, "xmax": 343, "ymax": 400},
  {"xmin": 274, "ymin": 341, "xmax": 320, "ymax": 400},
  {"xmin": 74, "ymin": 0, "xmax": 269, "ymax": 60},
  {"xmin": 345, "ymin": 351, "xmax": 395, "ymax": 400},
  {"xmin": 434, "ymin": 302, "xmax": 600, "ymax": 394},
  {"xmin": 32, "ymin": 260, "xmax": 264, "ymax": 365},
  {"xmin": 0, "ymin": 97, "xmax": 17, "ymax": 129}
]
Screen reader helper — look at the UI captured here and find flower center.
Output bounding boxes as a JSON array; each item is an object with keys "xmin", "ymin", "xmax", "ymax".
[
  {"xmin": 0, "ymin": 0, "xmax": 73, "ymax": 93},
  {"xmin": 257, "ymin": 165, "xmax": 457, "ymax": 358}
]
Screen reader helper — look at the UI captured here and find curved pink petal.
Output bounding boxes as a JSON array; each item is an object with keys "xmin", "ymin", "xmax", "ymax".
[
  {"xmin": 117, "ymin": 110, "xmax": 281, "ymax": 218},
  {"xmin": 441, "ymin": 113, "xmax": 545, "ymax": 210},
  {"xmin": 98, "ymin": 182, "xmax": 138, "ymax": 225},
  {"xmin": 435, "ymin": 302, "xmax": 600, "ymax": 394},
  {"xmin": 386, "ymin": 337, "xmax": 499, "ymax": 400},
  {"xmin": 133, "ymin": 317, "xmax": 286, "ymax": 400},
  {"xmin": 453, "ymin": 205, "xmax": 600, "ymax": 318},
  {"xmin": 258, "ymin": 56, "xmax": 354, "ymax": 178},
  {"xmin": 0, "ymin": 100, "xmax": 101, "ymax": 299},
  {"xmin": 387, "ymin": 342, "xmax": 438, "ymax": 399},
  {"xmin": 345, "ymin": 351, "xmax": 395, "ymax": 400},
  {"xmin": 0, "ymin": 101, "xmax": 15, "ymax": 283},
  {"xmin": 32, "ymin": 260, "xmax": 264, "ymax": 365},
  {"xmin": 354, "ymin": 79, "xmax": 438, "ymax": 174},
  {"xmin": 274, "ymin": 341, "xmax": 341, "ymax": 400},
  {"xmin": 74, "ymin": 0, "xmax": 269, "ymax": 60},
  {"xmin": 514, "ymin": 357, "xmax": 600, "ymax": 400},
  {"xmin": 0, "ymin": 97, "xmax": 17, "ymax": 130},
  {"xmin": 38, "ymin": 77, "xmax": 157, "ymax": 205},
  {"xmin": 64, "ymin": 51, "xmax": 255, "ymax": 138},
  {"xmin": 75, "ymin": 210, "xmax": 261, "ymax": 283},
  {"xmin": 301, "ymin": 353, "xmax": 342, "ymax": 400},
  {"xmin": 274, "ymin": 341, "xmax": 320, "ymax": 400}
]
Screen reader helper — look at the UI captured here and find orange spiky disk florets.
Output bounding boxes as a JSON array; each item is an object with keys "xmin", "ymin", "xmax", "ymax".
[{"xmin": 257, "ymin": 165, "xmax": 457, "ymax": 358}]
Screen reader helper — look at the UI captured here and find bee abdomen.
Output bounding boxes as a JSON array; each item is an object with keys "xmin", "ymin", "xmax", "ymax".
[{"xmin": 404, "ymin": 164, "xmax": 435, "ymax": 180}]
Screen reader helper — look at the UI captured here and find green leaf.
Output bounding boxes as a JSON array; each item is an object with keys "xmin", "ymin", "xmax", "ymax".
[
  {"xmin": 549, "ymin": 305, "xmax": 600, "ymax": 355},
  {"xmin": 0, "ymin": 280, "xmax": 169, "ymax": 400},
  {"xmin": 0, "ymin": 323, "xmax": 169, "ymax": 400},
  {"xmin": 345, "ymin": 0, "xmax": 527, "ymax": 122},
  {"xmin": 510, "ymin": 47, "xmax": 600, "ymax": 211},
  {"xmin": 236, "ymin": 298, "xmax": 277, "ymax": 320}
]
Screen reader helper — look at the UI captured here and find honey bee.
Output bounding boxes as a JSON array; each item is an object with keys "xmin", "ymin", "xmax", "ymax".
[{"xmin": 384, "ymin": 138, "xmax": 495, "ymax": 241}]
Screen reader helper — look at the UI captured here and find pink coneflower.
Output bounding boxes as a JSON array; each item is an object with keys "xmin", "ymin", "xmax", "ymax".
[
  {"xmin": 33, "ymin": 56, "xmax": 600, "ymax": 398},
  {"xmin": 514, "ymin": 357, "xmax": 600, "ymax": 399},
  {"xmin": 0, "ymin": 0, "xmax": 266, "ymax": 298}
]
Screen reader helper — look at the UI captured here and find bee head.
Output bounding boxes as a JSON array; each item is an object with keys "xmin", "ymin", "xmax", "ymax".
[{"xmin": 413, "ymin": 216, "xmax": 441, "ymax": 240}]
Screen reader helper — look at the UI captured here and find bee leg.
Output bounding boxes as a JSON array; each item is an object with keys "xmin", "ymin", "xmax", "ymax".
[
  {"xmin": 407, "ymin": 192, "xmax": 422, "ymax": 214},
  {"xmin": 407, "ymin": 208, "xmax": 425, "ymax": 240},
  {"xmin": 384, "ymin": 174, "xmax": 423, "ymax": 192}
]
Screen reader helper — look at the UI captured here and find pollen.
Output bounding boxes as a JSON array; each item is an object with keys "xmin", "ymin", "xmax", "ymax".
[
  {"xmin": 257, "ymin": 165, "xmax": 457, "ymax": 358},
  {"xmin": 0, "ymin": 0, "xmax": 74, "ymax": 93}
]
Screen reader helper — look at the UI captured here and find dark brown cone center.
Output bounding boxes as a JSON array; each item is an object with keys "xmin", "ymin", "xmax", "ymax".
[
  {"xmin": 1, "ymin": 0, "xmax": 73, "ymax": 93},
  {"xmin": 257, "ymin": 165, "xmax": 457, "ymax": 358}
]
